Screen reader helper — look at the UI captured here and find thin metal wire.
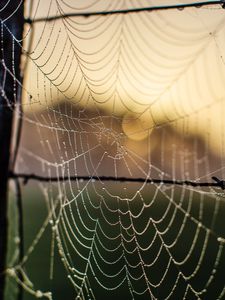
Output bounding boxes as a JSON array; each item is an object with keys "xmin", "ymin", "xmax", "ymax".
[
  {"xmin": 25, "ymin": 1, "xmax": 225, "ymax": 24},
  {"xmin": 8, "ymin": 172, "xmax": 225, "ymax": 190}
]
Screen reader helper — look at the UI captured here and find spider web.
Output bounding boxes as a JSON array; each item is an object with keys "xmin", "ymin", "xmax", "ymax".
[{"xmin": 2, "ymin": 1, "xmax": 225, "ymax": 299}]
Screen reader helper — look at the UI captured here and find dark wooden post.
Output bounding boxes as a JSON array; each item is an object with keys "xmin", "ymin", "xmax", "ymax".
[{"xmin": 0, "ymin": 1, "xmax": 24, "ymax": 299}]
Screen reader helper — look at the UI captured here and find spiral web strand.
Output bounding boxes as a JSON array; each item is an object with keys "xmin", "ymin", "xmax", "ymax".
[{"xmin": 2, "ymin": 1, "xmax": 225, "ymax": 300}]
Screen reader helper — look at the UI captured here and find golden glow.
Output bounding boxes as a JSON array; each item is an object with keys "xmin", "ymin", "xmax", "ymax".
[
  {"xmin": 23, "ymin": 1, "xmax": 225, "ymax": 154},
  {"xmin": 122, "ymin": 113, "xmax": 153, "ymax": 141}
]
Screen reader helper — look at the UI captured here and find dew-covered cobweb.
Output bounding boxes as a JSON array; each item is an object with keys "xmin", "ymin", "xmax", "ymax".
[{"xmin": 3, "ymin": 1, "xmax": 225, "ymax": 300}]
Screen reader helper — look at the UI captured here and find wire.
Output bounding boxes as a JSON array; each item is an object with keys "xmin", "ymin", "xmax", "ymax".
[
  {"xmin": 25, "ymin": 1, "xmax": 225, "ymax": 24},
  {"xmin": 8, "ymin": 172, "xmax": 225, "ymax": 190}
]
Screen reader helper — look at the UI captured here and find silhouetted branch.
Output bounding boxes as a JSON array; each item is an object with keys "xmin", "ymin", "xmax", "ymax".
[{"xmin": 0, "ymin": 2, "xmax": 25, "ymax": 299}]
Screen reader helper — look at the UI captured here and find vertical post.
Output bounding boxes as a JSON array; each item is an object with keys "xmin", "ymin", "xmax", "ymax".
[{"xmin": 0, "ymin": 1, "xmax": 24, "ymax": 299}]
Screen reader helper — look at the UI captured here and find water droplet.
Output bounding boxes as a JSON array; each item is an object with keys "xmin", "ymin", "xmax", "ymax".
[
  {"xmin": 36, "ymin": 290, "xmax": 43, "ymax": 298},
  {"xmin": 14, "ymin": 237, "xmax": 20, "ymax": 244}
]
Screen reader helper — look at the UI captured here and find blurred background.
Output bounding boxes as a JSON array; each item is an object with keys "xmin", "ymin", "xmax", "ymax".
[{"xmin": 4, "ymin": 1, "xmax": 225, "ymax": 299}]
